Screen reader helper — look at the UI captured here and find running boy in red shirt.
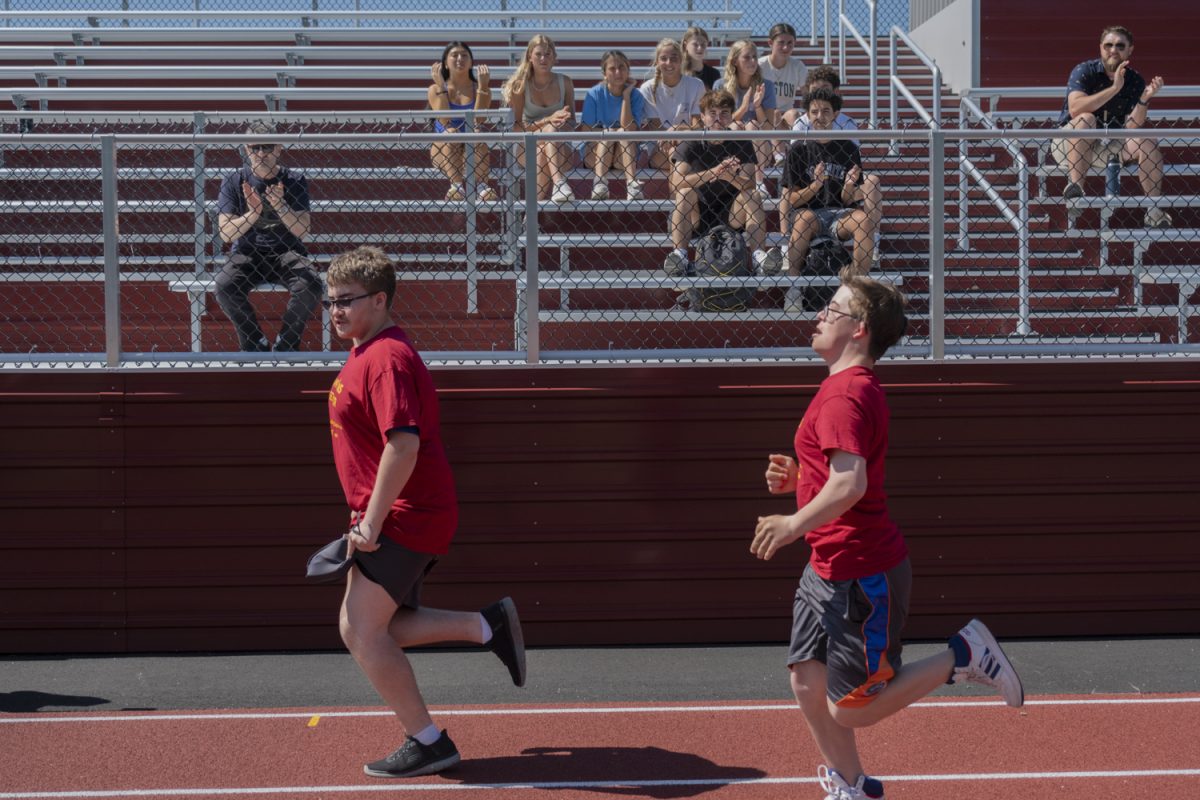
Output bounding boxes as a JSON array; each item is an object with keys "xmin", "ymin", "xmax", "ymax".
[
  {"xmin": 751, "ymin": 270, "xmax": 1024, "ymax": 800},
  {"xmin": 326, "ymin": 246, "xmax": 526, "ymax": 779}
]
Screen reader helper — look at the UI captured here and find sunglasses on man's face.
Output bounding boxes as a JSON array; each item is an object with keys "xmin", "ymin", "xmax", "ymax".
[
  {"xmin": 248, "ymin": 143, "xmax": 279, "ymax": 154},
  {"xmin": 1102, "ymin": 42, "xmax": 1128, "ymax": 51}
]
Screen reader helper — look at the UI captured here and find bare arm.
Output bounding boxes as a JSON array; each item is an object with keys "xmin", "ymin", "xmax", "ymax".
[
  {"xmin": 347, "ymin": 429, "xmax": 420, "ymax": 552},
  {"xmin": 751, "ymin": 449, "xmax": 867, "ymax": 560}
]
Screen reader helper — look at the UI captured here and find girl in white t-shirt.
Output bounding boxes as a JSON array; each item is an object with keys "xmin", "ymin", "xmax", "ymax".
[{"xmin": 638, "ymin": 38, "xmax": 704, "ymax": 180}]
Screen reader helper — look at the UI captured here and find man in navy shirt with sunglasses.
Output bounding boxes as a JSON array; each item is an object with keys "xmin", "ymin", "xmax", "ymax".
[
  {"xmin": 216, "ymin": 121, "xmax": 322, "ymax": 351},
  {"xmin": 1053, "ymin": 25, "xmax": 1171, "ymax": 228}
]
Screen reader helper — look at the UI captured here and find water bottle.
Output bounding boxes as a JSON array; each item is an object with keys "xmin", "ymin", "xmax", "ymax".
[{"xmin": 1105, "ymin": 154, "xmax": 1121, "ymax": 197}]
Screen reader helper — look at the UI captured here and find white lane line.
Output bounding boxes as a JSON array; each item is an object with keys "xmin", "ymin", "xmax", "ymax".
[
  {"xmin": 3, "ymin": 695, "xmax": 1200, "ymax": 725},
  {"xmin": 3, "ymin": 769, "xmax": 1200, "ymax": 798}
]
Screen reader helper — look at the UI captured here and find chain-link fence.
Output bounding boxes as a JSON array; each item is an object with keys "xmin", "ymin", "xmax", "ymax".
[{"xmin": 2, "ymin": 115, "xmax": 1199, "ymax": 368}]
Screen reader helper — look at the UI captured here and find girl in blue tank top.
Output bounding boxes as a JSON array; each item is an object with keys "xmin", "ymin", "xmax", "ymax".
[{"xmin": 429, "ymin": 41, "xmax": 497, "ymax": 201}]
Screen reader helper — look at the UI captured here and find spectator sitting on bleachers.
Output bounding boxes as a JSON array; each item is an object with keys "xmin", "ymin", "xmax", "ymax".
[
  {"xmin": 639, "ymin": 38, "xmax": 703, "ymax": 182},
  {"xmin": 215, "ymin": 122, "xmax": 320, "ymax": 352},
  {"xmin": 681, "ymin": 26, "xmax": 721, "ymax": 90},
  {"xmin": 428, "ymin": 41, "xmax": 498, "ymax": 202},
  {"xmin": 663, "ymin": 90, "xmax": 783, "ymax": 279},
  {"xmin": 758, "ymin": 22, "xmax": 808, "ymax": 164},
  {"xmin": 781, "ymin": 88, "xmax": 871, "ymax": 313},
  {"xmin": 502, "ymin": 35, "xmax": 577, "ymax": 204},
  {"xmin": 714, "ymin": 40, "xmax": 778, "ymax": 198},
  {"xmin": 788, "ymin": 65, "xmax": 883, "ymax": 265},
  {"xmin": 1055, "ymin": 24, "xmax": 1170, "ymax": 228},
  {"xmin": 579, "ymin": 50, "xmax": 649, "ymax": 201}
]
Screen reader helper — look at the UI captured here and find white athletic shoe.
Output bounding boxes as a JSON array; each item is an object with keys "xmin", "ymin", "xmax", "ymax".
[
  {"xmin": 590, "ymin": 181, "xmax": 609, "ymax": 201},
  {"xmin": 662, "ymin": 250, "xmax": 690, "ymax": 277},
  {"xmin": 552, "ymin": 181, "xmax": 575, "ymax": 204},
  {"xmin": 953, "ymin": 618, "xmax": 1025, "ymax": 707},
  {"xmin": 626, "ymin": 179, "xmax": 644, "ymax": 200},
  {"xmin": 818, "ymin": 766, "xmax": 885, "ymax": 800}
]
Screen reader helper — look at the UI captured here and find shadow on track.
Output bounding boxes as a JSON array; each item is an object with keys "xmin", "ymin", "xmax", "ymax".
[{"xmin": 451, "ymin": 745, "xmax": 767, "ymax": 798}]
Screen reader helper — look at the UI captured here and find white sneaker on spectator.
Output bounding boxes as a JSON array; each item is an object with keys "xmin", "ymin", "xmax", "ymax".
[
  {"xmin": 783, "ymin": 285, "xmax": 805, "ymax": 313},
  {"xmin": 756, "ymin": 182, "xmax": 771, "ymax": 198},
  {"xmin": 590, "ymin": 181, "xmax": 609, "ymax": 201},
  {"xmin": 1146, "ymin": 207, "xmax": 1173, "ymax": 228},
  {"xmin": 663, "ymin": 250, "xmax": 689, "ymax": 277},
  {"xmin": 952, "ymin": 619, "xmax": 1024, "ymax": 707},
  {"xmin": 754, "ymin": 247, "xmax": 783, "ymax": 277},
  {"xmin": 626, "ymin": 180, "xmax": 644, "ymax": 200},
  {"xmin": 444, "ymin": 184, "xmax": 464, "ymax": 202},
  {"xmin": 478, "ymin": 185, "xmax": 499, "ymax": 202},
  {"xmin": 552, "ymin": 181, "xmax": 575, "ymax": 204}
]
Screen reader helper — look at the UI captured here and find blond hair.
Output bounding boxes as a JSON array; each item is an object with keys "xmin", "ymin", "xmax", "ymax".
[
  {"xmin": 645, "ymin": 38, "xmax": 683, "ymax": 96},
  {"xmin": 723, "ymin": 39, "xmax": 762, "ymax": 91},
  {"xmin": 502, "ymin": 34, "xmax": 557, "ymax": 105}
]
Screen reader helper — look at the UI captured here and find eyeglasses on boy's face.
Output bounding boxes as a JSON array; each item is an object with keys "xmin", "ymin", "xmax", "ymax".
[
  {"xmin": 321, "ymin": 292, "xmax": 376, "ymax": 311},
  {"xmin": 819, "ymin": 303, "xmax": 860, "ymax": 322}
]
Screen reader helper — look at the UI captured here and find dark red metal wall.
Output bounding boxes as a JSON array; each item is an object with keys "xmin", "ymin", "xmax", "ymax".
[
  {"xmin": 980, "ymin": 0, "xmax": 1200, "ymax": 94},
  {"xmin": 2, "ymin": 360, "xmax": 1199, "ymax": 654}
]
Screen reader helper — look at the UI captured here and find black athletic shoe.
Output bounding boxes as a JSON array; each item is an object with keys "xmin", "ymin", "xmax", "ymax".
[
  {"xmin": 363, "ymin": 730, "xmax": 460, "ymax": 778},
  {"xmin": 481, "ymin": 596, "xmax": 527, "ymax": 687}
]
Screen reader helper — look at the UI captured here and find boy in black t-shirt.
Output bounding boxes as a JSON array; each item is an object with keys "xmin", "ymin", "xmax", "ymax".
[
  {"xmin": 780, "ymin": 89, "xmax": 870, "ymax": 312},
  {"xmin": 664, "ymin": 90, "xmax": 782, "ymax": 278}
]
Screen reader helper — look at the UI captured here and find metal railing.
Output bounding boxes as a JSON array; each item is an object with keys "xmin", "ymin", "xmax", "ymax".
[
  {"xmin": 3, "ymin": 123, "xmax": 1200, "ymax": 368},
  {"xmin": 888, "ymin": 23, "xmax": 940, "ymax": 133},
  {"xmin": 839, "ymin": 0, "xmax": 878, "ymax": 128}
]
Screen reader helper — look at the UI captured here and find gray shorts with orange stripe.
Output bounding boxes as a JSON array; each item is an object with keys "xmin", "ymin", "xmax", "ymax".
[{"xmin": 786, "ymin": 558, "xmax": 912, "ymax": 707}]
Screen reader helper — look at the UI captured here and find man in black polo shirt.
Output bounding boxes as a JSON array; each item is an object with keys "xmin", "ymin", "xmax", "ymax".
[
  {"xmin": 1053, "ymin": 24, "xmax": 1170, "ymax": 228},
  {"xmin": 216, "ymin": 121, "xmax": 321, "ymax": 352}
]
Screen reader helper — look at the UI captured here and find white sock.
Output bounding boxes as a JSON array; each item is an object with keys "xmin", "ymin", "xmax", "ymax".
[
  {"xmin": 479, "ymin": 612, "xmax": 493, "ymax": 644},
  {"xmin": 673, "ymin": 247, "xmax": 687, "ymax": 260},
  {"xmin": 753, "ymin": 249, "xmax": 768, "ymax": 263},
  {"xmin": 412, "ymin": 723, "xmax": 441, "ymax": 746}
]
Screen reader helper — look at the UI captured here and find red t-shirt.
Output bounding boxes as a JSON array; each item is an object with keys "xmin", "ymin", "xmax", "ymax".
[
  {"xmin": 793, "ymin": 365, "xmax": 907, "ymax": 580},
  {"xmin": 328, "ymin": 326, "xmax": 458, "ymax": 554}
]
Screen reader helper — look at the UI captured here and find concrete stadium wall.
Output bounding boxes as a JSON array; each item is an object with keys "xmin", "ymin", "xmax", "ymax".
[{"xmin": 2, "ymin": 360, "xmax": 1199, "ymax": 654}]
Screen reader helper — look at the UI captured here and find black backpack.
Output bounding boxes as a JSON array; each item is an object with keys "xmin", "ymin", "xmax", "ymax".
[
  {"xmin": 692, "ymin": 225, "xmax": 753, "ymax": 312},
  {"xmin": 800, "ymin": 237, "xmax": 853, "ymax": 311}
]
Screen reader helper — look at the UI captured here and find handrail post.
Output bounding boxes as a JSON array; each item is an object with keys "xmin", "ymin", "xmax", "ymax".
[
  {"xmin": 868, "ymin": 0, "xmax": 877, "ymax": 129},
  {"xmin": 810, "ymin": 0, "xmax": 817, "ymax": 46},
  {"xmin": 957, "ymin": 100, "xmax": 968, "ymax": 251},
  {"xmin": 887, "ymin": 27, "xmax": 897, "ymax": 156},
  {"xmin": 1016, "ymin": 151, "xmax": 1032, "ymax": 335},
  {"xmin": 523, "ymin": 133, "xmax": 539, "ymax": 364},
  {"xmin": 463, "ymin": 114, "xmax": 479, "ymax": 315},
  {"xmin": 192, "ymin": 111, "xmax": 206, "ymax": 273},
  {"xmin": 825, "ymin": 0, "xmax": 832, "ymax": 66},
  {"xmin": 834, "ymin": 0, "xmax": 842, "ymax": 74},
  {"xmin": 101, "ymin": 135, "xmax": 121, "ymax": 367},
  {"xmin": 928, "ymin": 129, "xmax": 945, "ymax": 361}
]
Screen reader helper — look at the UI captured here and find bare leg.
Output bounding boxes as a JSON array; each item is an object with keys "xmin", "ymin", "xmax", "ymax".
[
  {"xmin": 1065, "ymin": 113, "xmax": 1098, "ymax": 187},
  {"xmin": 1128, "ymin": 136, "xmax": 1165, "ymax": 197},
  {"xmin": 830, "ymin": 650, "xmax": 955, "ymax": 729},
  {"xmin": 787, "ymin": 210, "xmax": 820, "ymax": 274},
  {"xmin": 731, "ymin": 190, "xmax": 766, "ymax": 252},
  {"xmin": 790, "ymin": 661, "xmax": 864, "ymax": 782},
  {"xmin": 861, "ymin": 172, "xmax": 883, "ymax": 262},
  {"xmin": 430, "ymin": 141, "xmax": 464, "ymax": 184},
  {"xmin": 670, "ymin": 187, "xmax": 697, "ymax": 249},
  {"xmin": 840, "ymin": 210, "xmax": 873, "ymax": 274}
]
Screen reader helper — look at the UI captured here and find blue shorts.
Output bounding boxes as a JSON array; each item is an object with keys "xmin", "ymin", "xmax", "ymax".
[{"xmin": 787, "ymin": 558, "xmax": 912, "ymax": 707}]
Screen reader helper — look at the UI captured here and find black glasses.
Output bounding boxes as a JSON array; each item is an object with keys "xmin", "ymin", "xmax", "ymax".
[
  {"xmin": 1102, "ymin": 42, "xmax": 1128, "ymax": 51},
  {"xmin": 248, "ymin": 143, "xmax": 279, "ymax": 153},
  {"xmin": 820, "ymin": 303, "xmax": 860, "ymax": 322},
  {"xmin": 321, "ymin": 292, "xmax": 375, "ymax": 311}
]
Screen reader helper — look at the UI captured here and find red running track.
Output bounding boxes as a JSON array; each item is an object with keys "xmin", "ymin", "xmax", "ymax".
[{"xmin": 2, "ymin": 696, "xmax": 1199, "ymax": 799}]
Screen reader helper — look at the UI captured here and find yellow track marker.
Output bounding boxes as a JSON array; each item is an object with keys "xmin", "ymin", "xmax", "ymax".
[{"xmin": 308, "ymin": 715, "xmax": 320, "ymax": 727}]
